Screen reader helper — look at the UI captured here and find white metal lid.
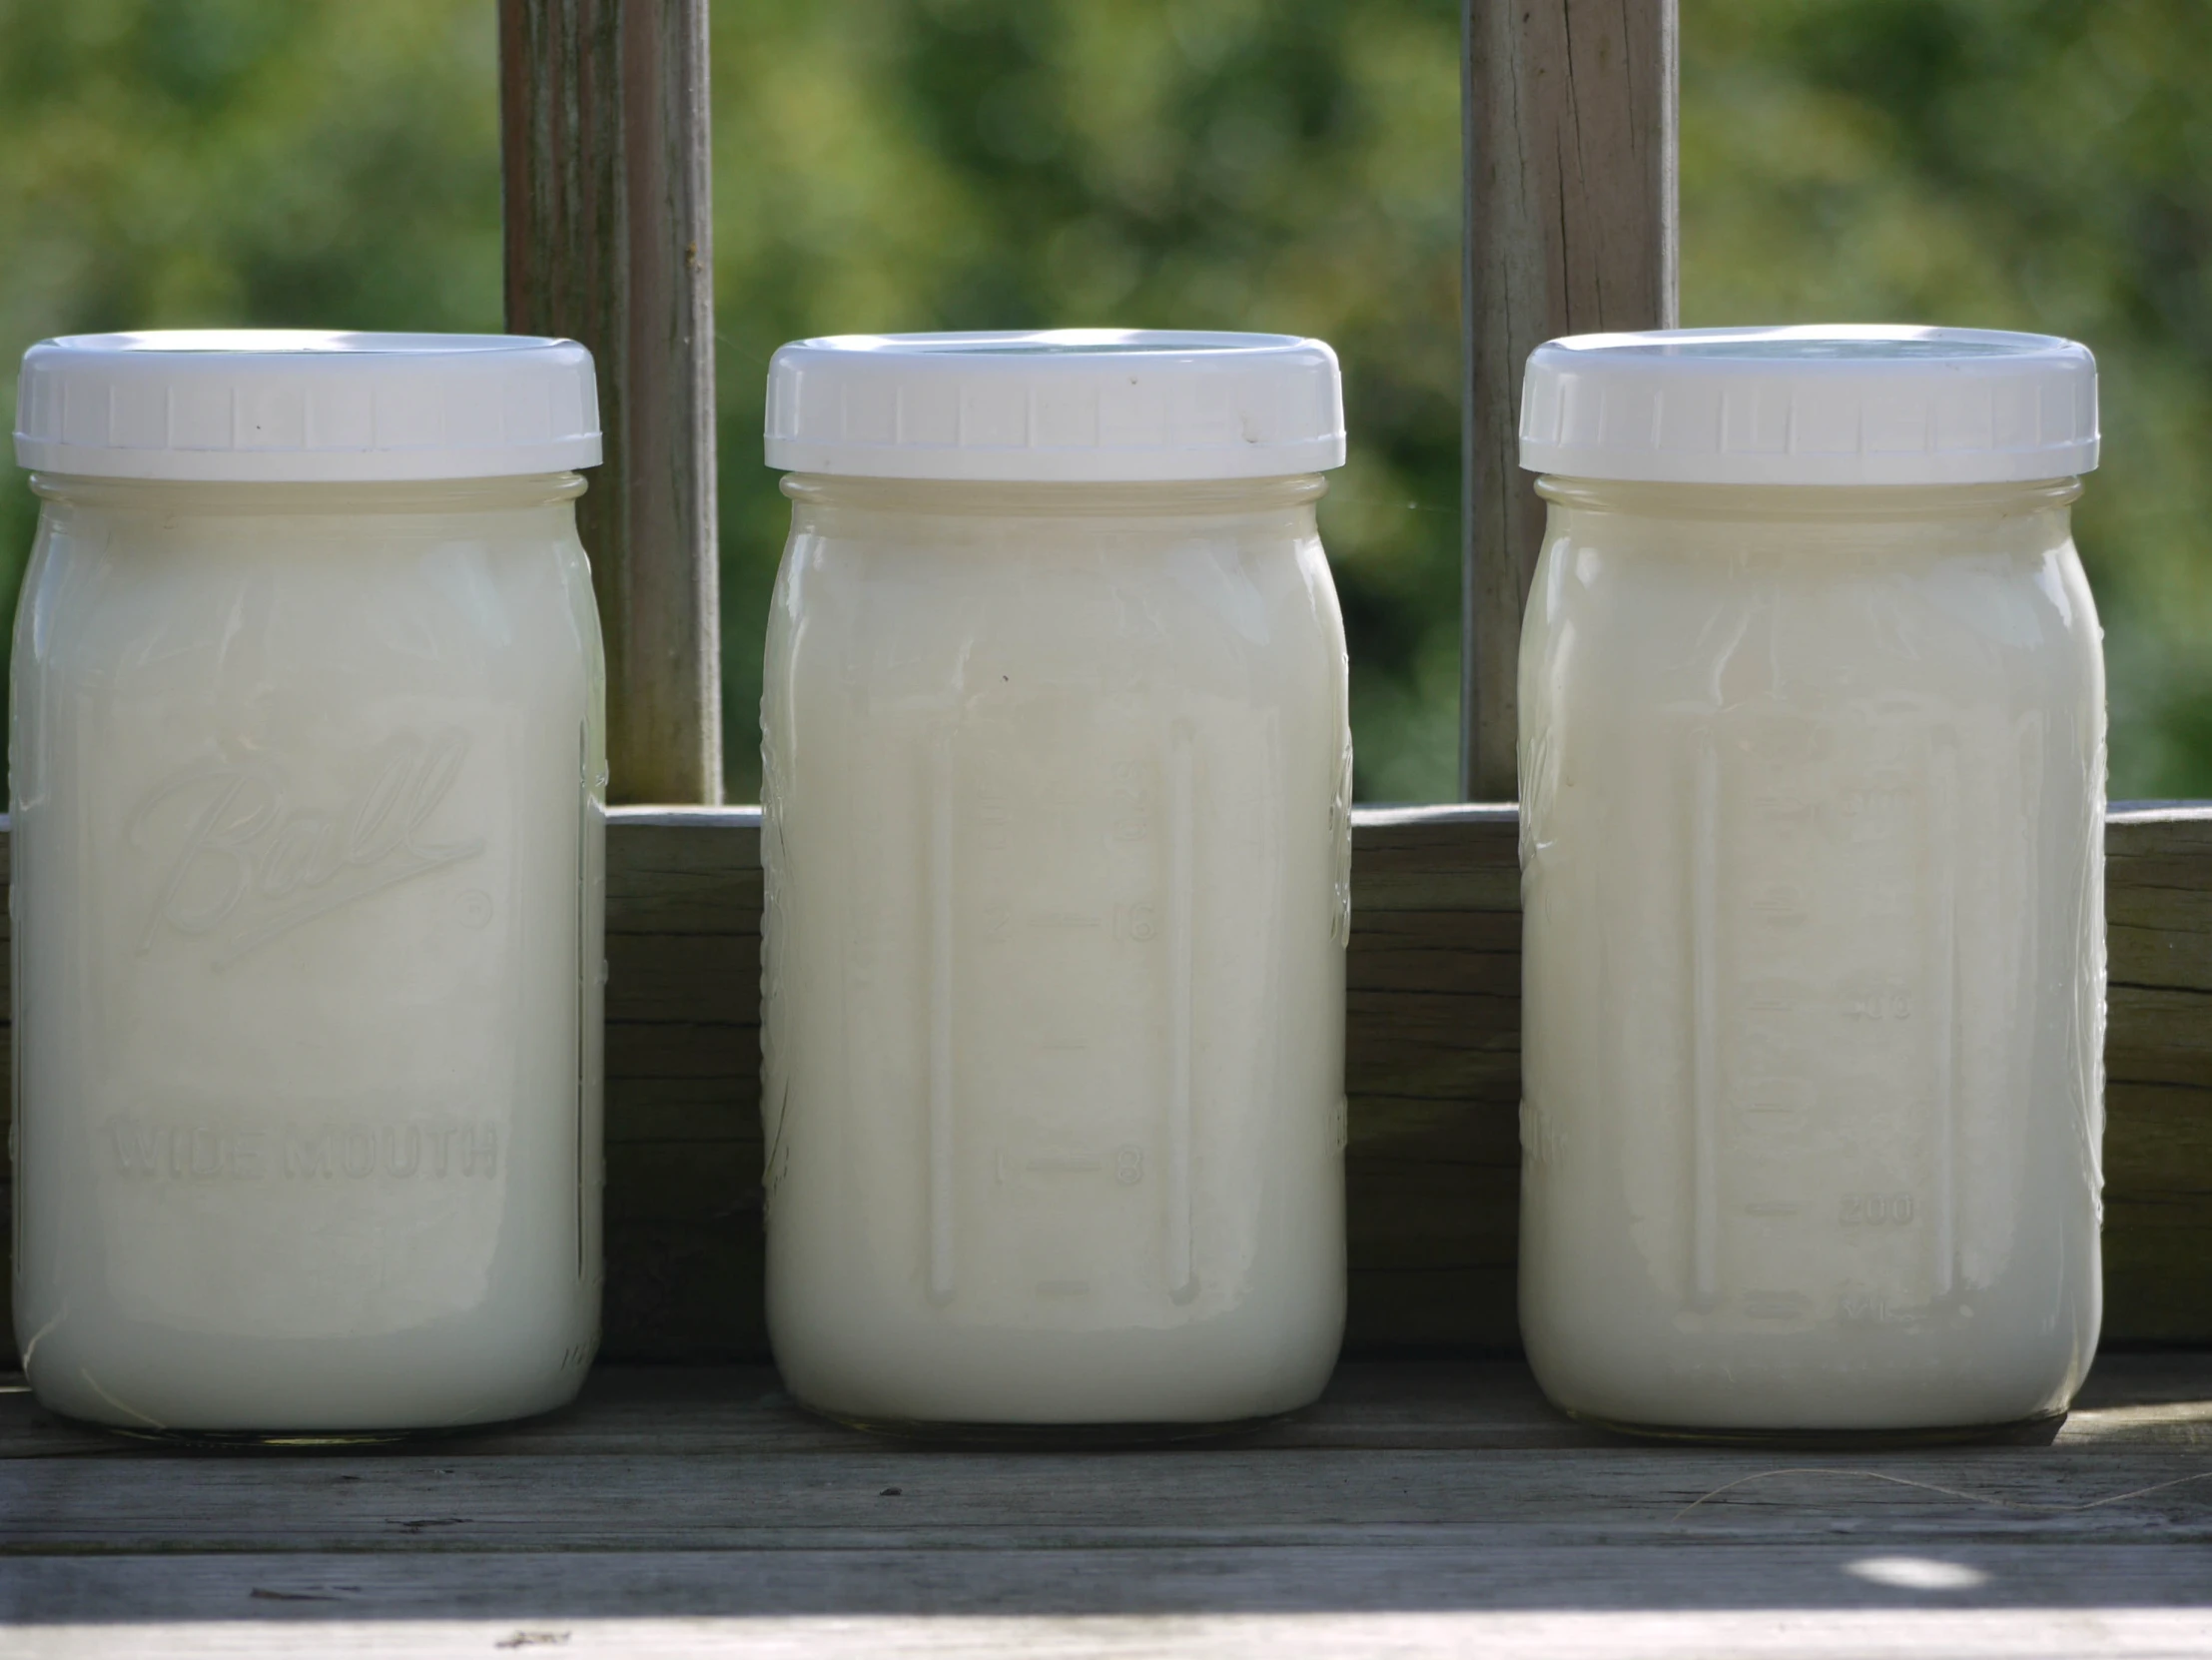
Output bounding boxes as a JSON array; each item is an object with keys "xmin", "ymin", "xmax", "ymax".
[
  {"xmin": 764, "ymin": 330, "xmax": 1346, "ymax": 481},
  {"xmin": 14, "ymin": 331, "xmax": 602, "ymax": 482},
  {"xmin": 1519, "ymin": 326, "xmax": 2099, "ymax": 486}
]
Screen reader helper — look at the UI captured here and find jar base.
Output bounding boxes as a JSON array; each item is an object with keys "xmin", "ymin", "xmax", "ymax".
[
  {"xmin": 802, "ymin": 1404, "xmax": 1297, "ymax": 1449},
  {"xmin": 98, "ymin": 1425, "xmax": 451, "ymax": 1451},
  {"xmin": 1558, "ymin": 1404, "xmax": 2067, "ymax": 1450},
  {"xmin": 52, "ymin": 1403, "xmax": 576, "ymax": 1452}
]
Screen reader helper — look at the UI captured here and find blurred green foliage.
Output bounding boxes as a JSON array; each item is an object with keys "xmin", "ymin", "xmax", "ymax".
[
  {"xmin": 709, "ymin": 0, "xmax": 1460, "ymax": 800},
  {"xmin": 0, "ymin": 0, "xmax": 504, "ymax": 568},
  {"xmin": 2, "ymin": 0, "xmax": 2210, "ymax": 798},
  {"xmin": 1683, "ymin": 0, "xmax": 2212, "ymax": 797}
]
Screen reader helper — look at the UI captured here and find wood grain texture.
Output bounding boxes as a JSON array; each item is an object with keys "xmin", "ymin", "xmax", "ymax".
[
  {"xmin": 6, "ymin": 1587, "xmax": 2211, "ymax": 1660},
  {"xmin": 2102, "ymin": 807, "xmax": 2212, "ymax": 1342},
  {"xmin": 12, "ymin": 1446, "xmax": 2212, "ymax": 1555},
  {"xmin": 500, "ymin": 0, "xmax": 722, "ymax": 805},
  {"xmin": 2, "ymin": 806, "xmax": 2208, "ymax": 1362},
  {"xmin": 10, "ymin": 1550, "xmax": 2212, "ymax": 1620},
  {"xmin": 1, "ymin": 1357, "xmax": 2209, "ymax": 1658},
  {"xmin": 1462, "ymin": 0, "xmax": 1678, "ymax": 797},
  {"xmin": 600, "ymin": 810, "xmax": 762, "ymax": 1358}
]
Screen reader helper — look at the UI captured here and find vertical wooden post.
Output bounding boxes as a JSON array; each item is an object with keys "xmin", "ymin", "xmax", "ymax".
[
  {"xmin": 1462, "ymin": 0, "xmax": 1677, "ymax": 800},
  {"xmin": 501, "ymin": 0, "xmax": 723, "ymax": 805}
]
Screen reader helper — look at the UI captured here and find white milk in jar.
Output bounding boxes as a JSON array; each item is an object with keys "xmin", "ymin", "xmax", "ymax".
[
  {"xmin": 10, "ymin": 332, "xmax": 607, "ymax": 1434},
  {"xmin": 759, "ymin": 331, "xmax": 1351, "ymax": 1428},
  {"xmin": 1516, "ymin": 327, "xmax": 2105, "ymax": 1435}
]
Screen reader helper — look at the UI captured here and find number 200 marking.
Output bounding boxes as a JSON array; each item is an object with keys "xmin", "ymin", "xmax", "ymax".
[
  {"xmin": 1840, "ymin": 1193, "xmax": 1915, "ymax": 1226},
  {"xmin": 1843, "ymin": 992, "xmax": 1912, "ymax": 1021}
]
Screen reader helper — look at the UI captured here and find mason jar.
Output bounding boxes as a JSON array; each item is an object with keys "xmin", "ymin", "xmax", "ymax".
[
  {"xmin": 760, "ymin": 331, "xmax": 1351, "ymax": 1431},
  {"xmin": 10, "ymin": 331, "xmax": 607, "ymax": 1437},
  {"xmin": 1516, "ymin": 327, "xmax": 2105, "ymax": 1437}
]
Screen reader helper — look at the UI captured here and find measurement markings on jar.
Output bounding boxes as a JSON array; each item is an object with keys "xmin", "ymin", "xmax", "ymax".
[
  {"xmin": 1841, "ymin": 777, "xmax": 1914, "ymax": 842},
  {"xmin": 1709, "ymin": 711, "xmax": 1872, "ymax": 1321},
  {"xmin": 977, "ymin": 786, "xmax": 1010, "ymax": 851},
  {"xmin": 1753, "ymin": 790, "xmax": 1814, "ymax": 824},
  {"xmin": 104, "ymin": 1118, "xmax": 499, "ymax": 1181},
  {"xmin": 1111, "ymin": 760, "xmax": 1150, "ymax": 843},
  {"xmin": 1113, "ymin": 903, "xmax": 1156, "ymax": 941},
  {"xmin": 1750, "ymin": 886, "xmax": 1806, "ymax": 924},
  {"xmin": 1843, "ymin": 985, "xmax": 1914, "ymax": 1021},
  {"xmin": 1839, "ymin": 1288, "xmax": 1902, "ymax": 1322},
  {"xmin": 1841, "ymin": 1193, "xmax": 1917, "ymax": 1226},
  {"xmin": 996, "ymin": 905, "xmax": 1154, "ymax": 939},
  {"xmin": 1740, "ymin": 1078, "xmax": 1812, "ymax": 1129},
  {"xmin": 1025, "ymin": 1153, "xmax": 1104, "ymax": 1175},
  {"xmin": 994, "ymin": 1146, "xmax": 1144, "ymax": 1185}
]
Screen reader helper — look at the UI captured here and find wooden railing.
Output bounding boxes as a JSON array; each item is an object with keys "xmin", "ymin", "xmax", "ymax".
[
  {"xmin": 499, "ymin": 0, "xmax": 721, "ymax": 806},
  {"xmin": 22, "ymin": 802, "xmax": 2200, "ymax": 1363},
  {"xmin": 489, "ymin": 1, "xmax": 1684, "ymax": 808},
  {"xmin": 1462, "ymin": 1, "xmax": 1677, "ymax": 797}
]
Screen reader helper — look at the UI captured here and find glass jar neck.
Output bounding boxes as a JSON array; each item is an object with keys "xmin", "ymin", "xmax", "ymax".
[
  {"xmin": 1534, "ymin": 474, "xmax": 2081, "ymax": 523},
  {"xmin": 28, "ymin": 471, "xmax": 588, "ymax": 515},
  {"xmin": 781, "ymin": 471, "xmax": 1328, "ymax": 519}
]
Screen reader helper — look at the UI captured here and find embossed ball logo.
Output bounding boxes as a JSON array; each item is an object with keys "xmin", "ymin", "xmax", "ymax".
[{"xmin": 128, "ymin": 729, "xmax": 487, "ymax": 967}]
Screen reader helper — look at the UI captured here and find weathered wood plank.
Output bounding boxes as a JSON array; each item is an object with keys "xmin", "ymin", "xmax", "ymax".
[
  {"xmin": 7, "ymin": 1559, "xmax": 2212, "ymax": 1660},
  {"xmin": 10, "ymin": 1440, "xmax": 2212, "ymax": 1556},
  {"xmin": 1340, "ymin": 806, "xmax": 1521, "ymax": 1347},
  {"xmin": 596, "ymin": 812, "xmax": 764, "ymax": 1359},
  {"xmin": 2102, "ymin": 808, "xmax": 2212, "ymax": 1343},
  {"xmin": 3, "ymin": 807, "xmax": 2209, "ymax": 1362},
  {"xmin": 500, "ymin": 0, "xmax": 722, "ymax": 804},
  {"xmin": 12, "ymin": 1544, "xmax": 2212, "ymax": 1620},
  {"xmin": 2, "ymin": 1357, "xmax": 2207, "ymax": 1656},
  {"xmin": 605, "ymin": 809, "xmax": 762, "ymax": 935},
  {"xmin": 1462, "ymin": 1, "xmax": 1679, "ymax": 798}
]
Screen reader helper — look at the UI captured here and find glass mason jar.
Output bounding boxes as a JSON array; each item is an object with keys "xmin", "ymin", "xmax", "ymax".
[
  {"xmin": 10, "ymin": 332, "xmax": 607, "ymax": 1437},
  {"xmin": 1515, "ymin": 328, "xmax": 2105, "ymax": 1438},
  {"xmin": 759, "ymin": 331, "xmax": 1351, "ymax": 1431}
]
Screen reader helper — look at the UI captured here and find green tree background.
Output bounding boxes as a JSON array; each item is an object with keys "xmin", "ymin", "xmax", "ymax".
[{"xmin": 1, "ymin": 0, "xmax": 2206, "ymax": 801}]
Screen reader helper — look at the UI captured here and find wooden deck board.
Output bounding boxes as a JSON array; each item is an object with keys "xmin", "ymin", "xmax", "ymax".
[
  {"xmin": 6, "ymin": 1550, "xmax": 2212, "ymax": 1657},
  {"xmin": 1, "ymin": 1356, "xmax": 2208, "ymax": 1655}
]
